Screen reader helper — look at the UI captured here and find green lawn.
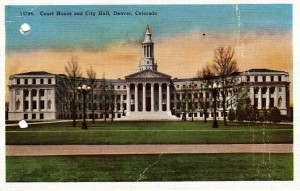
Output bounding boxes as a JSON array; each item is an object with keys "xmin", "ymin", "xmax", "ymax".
[
  {"xmin": 6, "ymin": 121, "xmax": 293, "ymax": 145},
  {"xmin": 6, "ymin": 154, "xmax": 293, "ymax": 181}
]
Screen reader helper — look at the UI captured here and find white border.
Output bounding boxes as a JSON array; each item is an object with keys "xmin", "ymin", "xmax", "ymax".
[{"xmin": 0, "ymin": 0, "xmax": 299, "ymax": 191}]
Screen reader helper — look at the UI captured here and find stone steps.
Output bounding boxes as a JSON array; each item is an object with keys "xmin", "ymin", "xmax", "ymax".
[{"xmin": 120, "ymin": 111, "xmax": 180, "ymax": 121}]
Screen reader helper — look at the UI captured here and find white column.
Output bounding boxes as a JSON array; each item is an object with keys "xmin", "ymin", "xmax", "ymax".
[
  {"xmin": 167, "ymin": 83, "xmax": 170, "ymax": 111},
  {"xmin": 159, "ymin": 83, "xmax": 162, "ymax": 111},
  {"xmin": 266, "ymin": 87, "xmax": 270, "ymax": 109},
  {"xmin": 126, "ymin": 84, "xmax": 130, "ymax": 112},
  {"xmin": 143, "ymin": 83, "xmax": 146, "ymax": 111},
  {"xmin": 37, "ymin": 89, "xmax": 40, "ymax": 111},
  {"xmin": 9, "ymin": 90, "xmax": 13, "ymax": 111},
  {"xmin": 20, "ymin": 89, "xmax": 24, "ymax": 111},
  {"xmin": 28, "ymin": 90, "xmax": 32, "ymax": 111},
  {"xmin": 258, "ymin": 87, "xmax": 262, "ymax": 109},
  {"xmin": 120, "ymin": 93, "xmax": 123, "ymax": 111},
  {"xmin": 250, "ymin": 86, "xmax": 254, "ymax": 105},
  {"xmin": 12, "ymin": 89, "xmax": 16, "ymax": 111},
  {"xmin": 282, "ymin": 86, "xmax": 287, "ymax": 109},
  {"xmin": 45, "ymin": 89, "xmax": 48, "ymax": 111},
  {"xmin": 151, "ymin": 83, "xmax": 154, "ymax": 111},
  {"xmin": 274, "ymin": 86, "xmax": 278, "ymax": 107},
  {"xmin": 174, "ymin": 90, "xmax": 177, "ymax": 111},
  {"xmin": 135, "ymin": 83, "xmax": 138, "ymax": 112}
]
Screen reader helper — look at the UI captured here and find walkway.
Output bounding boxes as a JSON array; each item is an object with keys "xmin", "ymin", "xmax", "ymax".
[{"xmin": 6, "ymin": 144, "xmax": 292, "ymax": 156}]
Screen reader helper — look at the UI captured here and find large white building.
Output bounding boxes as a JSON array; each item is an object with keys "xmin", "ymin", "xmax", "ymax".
[{"xmin": 8, "ymin": 26, "xmax": 291, "ymax": 121}]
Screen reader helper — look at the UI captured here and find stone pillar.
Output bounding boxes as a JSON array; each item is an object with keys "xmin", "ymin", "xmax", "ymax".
[
  {"xmin": 266, "ymin": 87, "xmax": 270, "ymax": 109},
  {"xmin": 20, "ymin": 89, "xmax": 24, "ymax": 111},
  {"xmin": 282, "ymin": 86, "xmax": 287, "ymax": 109},
  {"xmin": 9, "ymin": 90, "xmax": 13, "ymax": 111},
  {"xmin": 126, "ymin": 84, "xmax": 130, "ymax": 112},
  {"xmin": 167, "ymin": 83, "xmax": 170, "ymax": 111},
  {"xmin": 12, "ymin": 89, "xmax": 16, "ymax": 111},
  {"xmin": 134, "ymin": 83, "xmax": 138, "ymax": 112},
  {"xmin": 250, "ymin": 86, "xmax": 254, "ymax": 105},
  {"xmin": 28, "ymin": 89, "xmax": 32, "ymax": 111},
  {"xmin": 258, "ymin": 87, "xmax": 262, "ymax": 109},
  {"xmin": 143, "ymin": 83, "xmax": 146, "ymax": 111},
  {"xmin": 120, "ymin": 93, "xmax": 123, "ymax": 111},
  {"xmin": 37, "ymin": 89, "xmax": 40, "ymax": 111},
  {"xmin": 151, "ymin": 83, "xmax": 154, "ymax": 111},
  {"xmin": 45, "ymin": 89, "xmax": 48, "ymax": 111},
  {"xmin": 174, "ymin": 90, "xmax": 177, "ymax": 111},
  {"xmin": 159, "ymin": 83, "xmax": 162, "ymax": 111},
  {"xmin": 274, "ymin": 86, "xmax": 278, "ymax": 107}
]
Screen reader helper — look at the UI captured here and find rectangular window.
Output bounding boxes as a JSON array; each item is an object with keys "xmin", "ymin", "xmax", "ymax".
[
  {"xmin": 40, "ymin": 101, "xmax": 45, "ymax": 109},
  {"xmin": 123, "ymin": 86, "xmax": 126, "ymax": 89},
  {"xmin": 271, "ymin": 76, "xmax": 274, "ymax": 81},
  {"xmin": 33, "ymin": 101, "xmax": 37, "ymax": 109},
  {"xmin": 32, "ymin": 114, "xmax": 36, "ymax": 120},
  {"xmin": 40, "ymin": 114, "xmax": 44, "ymax": 119},
  {"xmin": 194, "ymin": 113, "xmax": 197, "ymax": 117},
  {"xmin": 163, "ymin": 94, "xmax": 166, "ymax": 99},
  {"xmin": 123, "ymin": 95, "xmax": 127, "ymax": 100},
  {"xmin": 40, "ymin": 89, "xmax": 45, "ymax": 96},
  {"xmin": 25, "ymin": 101, "xmax": 29, "ymax": 109},
  {"xmin": 279, "ymin": 88, "xmax": 282, "ymax": 92},
  {"xmin": 262, "ymin": 76, "xmax": 266, "ymax": 82},
  {"xmin": 40, "ymin": 79, "xmax": 44, "ymax": 84},
  {"xmin": 17, "ymin": 79, "xmax": 20, "ymax": 84},
  {"xmin": 255, "ymin": 76, "xmax": 258, "ymax": 82},
  {"xmin": 48, "ymin": 78, "xmax": 52, "ymax": 84},
  {"xmin": 24, "ymin": 114, "xmax": 28, "ymax": 119},
  {"xmin": 32, "ymin": 79, "xmax": 36, "ymax": 84},
  {"xmin": 32, "ymin": 90, "xmax": 37, "ymax": 97},
  {"xmin": 278, "ymin": 76, "xmax": 282, "ymax": 81},
  {"xmin": 25, "ymin": 79, "xmax": 28, "ymax": 84}
]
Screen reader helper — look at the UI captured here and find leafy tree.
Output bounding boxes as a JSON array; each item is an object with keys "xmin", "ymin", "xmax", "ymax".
[
  {"xmin": 100, "ymin": 74, "xmax": 108, "ymax": 122},
  {"xmin": 179, "ymin": 87, "xmax": 189, "ymax": 121},
  {"xmin": 212, "ymin": 46, "xmax": 239, "ymax": 126},
  {"xmin": 228, "ymin": 109, "xmax": 235, "ymax": 122},
  {"xmin": 270, "ymin": 107, "xmax": 282, "ymax": 124}
]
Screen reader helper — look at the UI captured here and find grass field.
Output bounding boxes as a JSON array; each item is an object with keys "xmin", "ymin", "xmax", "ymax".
[
  {"xmin": 6, "ymin": 153, "xmax": 293, "ymax": 182},
  {"xmin": 6, "ymin": 121, "xmax": 293, "ymax": 145}
]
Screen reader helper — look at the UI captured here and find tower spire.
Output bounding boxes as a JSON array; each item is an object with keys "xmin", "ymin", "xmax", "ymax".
[{"xmin": 139, "ymin": 25, "xmax": 157, "ymax": 71}]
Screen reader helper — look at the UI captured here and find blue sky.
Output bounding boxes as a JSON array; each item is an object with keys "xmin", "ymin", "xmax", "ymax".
[{"xmin": 5, "ymin": 4, "xmax": 292, "ymax": 51}]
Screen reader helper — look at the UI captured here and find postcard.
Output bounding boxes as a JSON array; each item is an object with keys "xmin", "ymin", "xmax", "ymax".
[{"xmin": 1, "ymin": 1, "xmax": 299, "ymax": 191}]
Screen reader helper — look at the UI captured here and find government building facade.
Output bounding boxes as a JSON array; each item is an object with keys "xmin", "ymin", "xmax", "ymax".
[{"xmin": 8, "ymin": 26, "xmax": 291, "ymax": 121}]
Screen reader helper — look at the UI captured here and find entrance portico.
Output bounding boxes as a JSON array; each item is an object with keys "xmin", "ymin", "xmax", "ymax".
[{"xmin": 124, "ymin": 70, "xmax": 175, "ymax": 120}]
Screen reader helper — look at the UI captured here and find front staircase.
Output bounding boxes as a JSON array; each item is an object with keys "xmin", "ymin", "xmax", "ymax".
[{"xmin": 120, "ymin": 111, "xmax": 179, "ymax": 121}]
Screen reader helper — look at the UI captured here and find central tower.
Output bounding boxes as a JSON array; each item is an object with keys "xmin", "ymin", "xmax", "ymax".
[{"xmin": 139, "ymin": 25, "xmax": 157, "ymax": 71}]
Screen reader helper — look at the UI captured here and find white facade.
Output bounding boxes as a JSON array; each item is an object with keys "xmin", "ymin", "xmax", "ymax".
[{"xmin": 8, "ymin": 27, "xmax": 291, "ymax": 121}]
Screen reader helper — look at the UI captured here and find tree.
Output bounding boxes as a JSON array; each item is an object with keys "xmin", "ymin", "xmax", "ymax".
[
  {"xmin": 107, "ymin": 83, "xmax": 116, "ymax": 122},
  {"xmin": 196, "ymin": 64, "xmax": 214, "ymax": 123},
  {"xmin": 188, "ymin": 82, "xmax": 198, "ymax": 122},
  {"xmin": 63, "ymin": 56, "xmax": 83, "ymax": 127},
  {"xmin": 270, "ymin": 107, "xmax": 281, "ymax": 124},
  {"xmin": 212, "ymin": 46, "xmax": 239, "ymax": 126},
  {"xmin": 179, "ymin": 87, "xmax": 188, "ymax": 121},
  {"xmin": 100, "ymin": 74, "xmax": 109, "ymax": 122},
  {"xmin": 86, "ymin": 67, "xmax": 97, "ymax": 124},
  {"xmin": 228, "ymin": 109, "xmax": 235, "ymax": 122}
]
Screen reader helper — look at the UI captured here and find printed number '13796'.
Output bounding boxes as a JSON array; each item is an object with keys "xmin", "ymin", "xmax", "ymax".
[{"xmin": 20, "ymin": 12, "xmax": 34, "ymax": 16}]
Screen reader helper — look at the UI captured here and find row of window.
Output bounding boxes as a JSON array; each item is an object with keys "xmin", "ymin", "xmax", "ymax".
[
  {"xmin": 24, "ymin": 113, "xmax": 44, "ymax": 120},
  {"xmin": 175, "ymin": 112, "xmax": 227, "ymax": 118},
  {"xmin": 16, "ymin": 78, "xmax": 53, "ymax": 85},
  {"xmin": 247, "ymin": 75, "xmax": 283, "ymax": 82}
]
